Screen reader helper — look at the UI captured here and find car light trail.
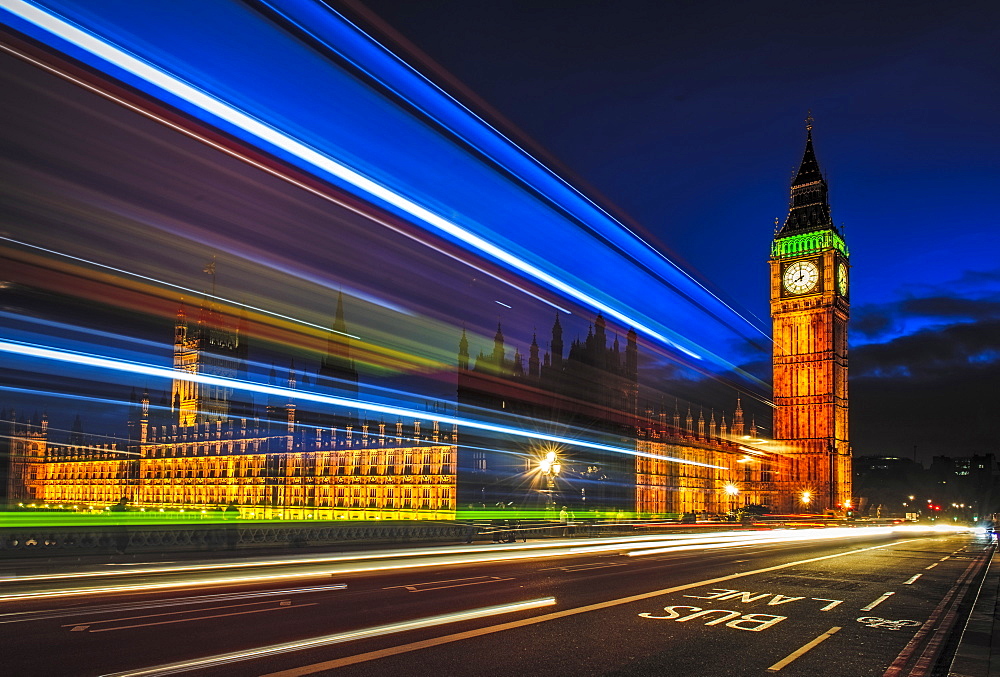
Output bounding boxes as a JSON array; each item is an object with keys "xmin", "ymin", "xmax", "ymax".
[
  {"xmin": 101, "ymin": 597, "xmax": 556, "ymax": 677},
  {"xmin": 0, "ymin": 235, "xmax": 362, "ymax": 337},
  {"xmin": 0, "ymin": 585, "xmax": 348, "ymax": 625},
  {"xmin": 0, "ymin": 0, "xmax": 725, "ymax": 365},
  {"xmin": 627, "ymin": 526, "xmax": 895, "ymax": 557},
  {"xmin": 0, "ymin": 526, "xmax": 954, "ymax": 602},
  {"xmin": 2, "ymin": 530, "xmax": 802, "ymax": 585},
  {"xmin": 0, "ymin": 44, "xmax": 571, "ymax": 323},
  {"xmin": 0, "ymin": 339, "xmax": 725, "ymax": 468}
]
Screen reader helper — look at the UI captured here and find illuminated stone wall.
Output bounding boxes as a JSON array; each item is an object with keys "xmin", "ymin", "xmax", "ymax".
[
  {"xmin": 770, "ymin": 246, "xmax": 851, "ymax": 513},
  {"xmin": 635, "ymin": 425, "xmax": 788, "ymax": 516},
  {"xmin": 23, "ymin": 424, "xmax": 458, "ymax": 520}
]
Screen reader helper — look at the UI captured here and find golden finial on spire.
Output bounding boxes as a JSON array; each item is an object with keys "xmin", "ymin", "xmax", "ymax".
[{"xmin": 805, "ymin": 110, "xmax": 814, "ymax": 132}]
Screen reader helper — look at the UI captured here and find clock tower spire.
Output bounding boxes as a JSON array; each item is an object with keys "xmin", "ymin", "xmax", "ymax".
[{"xmin": 770, "ymin": 117, "xmax": 851, "ymax": 513}]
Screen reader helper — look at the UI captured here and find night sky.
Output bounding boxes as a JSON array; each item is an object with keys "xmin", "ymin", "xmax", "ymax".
[
  {"xmin": 2, "ymin": 1, "xmax": 998, "ymax": 462},
  {"xmin": 344, "ymin": 0, "xmax": 1000, "ymax": 460}
]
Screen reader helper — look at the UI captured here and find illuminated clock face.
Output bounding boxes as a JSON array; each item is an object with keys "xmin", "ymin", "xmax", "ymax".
[
  {"xmin": 838, "ymin": 262, "xmax": 848, "ymax": 296},
  {"xmin": 782, "ymin": 260, "xmax": 819, "ymax": 294}
]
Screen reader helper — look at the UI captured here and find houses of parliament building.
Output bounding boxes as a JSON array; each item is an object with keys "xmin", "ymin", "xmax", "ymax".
[{"xmin": 2, "ymin": 126, "xmax": 851, "ymax": 518}]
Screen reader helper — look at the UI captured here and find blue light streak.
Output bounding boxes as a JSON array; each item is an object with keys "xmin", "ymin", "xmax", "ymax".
[
  {"xmin": 0, "ymin": 0, "xmax": 769, "ymax": 380},
  {"xmin": 0, "ymin": 339, "xmax": 724, "ymax": 469},
  {"xmin": 0, "ymin": 235, "xmax": 362, "ymax": 337}
]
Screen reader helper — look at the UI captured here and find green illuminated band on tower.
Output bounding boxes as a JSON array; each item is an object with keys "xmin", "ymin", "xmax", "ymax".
[{"xmin": 772, "ymin": 229, "xmax": 849, "ymax": 259}]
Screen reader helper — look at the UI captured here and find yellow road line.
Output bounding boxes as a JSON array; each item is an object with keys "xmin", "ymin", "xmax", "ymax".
[{"xmin": 767, "ymin": 626, "xmax": 841, "ymax": 671}]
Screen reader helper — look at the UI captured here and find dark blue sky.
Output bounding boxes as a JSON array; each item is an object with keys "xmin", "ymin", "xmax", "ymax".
[
  {"xmin": 2, "ymin": 0, "xmax": 998, "ymax": 461},
  {"xmin": 349, "ymin": 0, "xmax": 1000, "ymax": 459}
]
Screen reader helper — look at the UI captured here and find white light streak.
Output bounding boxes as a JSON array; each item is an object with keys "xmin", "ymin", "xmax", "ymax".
[
  {"xmin": 1, "ymin": 0, "xmax": 701, "ymax": 359},
  {"xmin": 102, "ymin": 597, "xmax": 556, "ymax": 676},
  {"xmin": 626, "ymin": 526, "xmax": 894, "ymax": 557},
  {"xmin": 0, "ymin": 339, "xmax": 724, "ymax": 468},
  {"xmin": 0, "ymin": 526, "xmax": 914, "ymax": 603},
  {"xmin": 0, "ymin": 236, "xmax": 360, "ymax": 339}
]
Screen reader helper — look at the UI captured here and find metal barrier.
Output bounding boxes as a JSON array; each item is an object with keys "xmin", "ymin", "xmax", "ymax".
[{"xmin": 0, "ymin": 521, "xmax": 467, "ymax": 557}]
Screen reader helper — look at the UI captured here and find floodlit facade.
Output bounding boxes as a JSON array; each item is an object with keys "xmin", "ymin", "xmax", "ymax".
[
  {"xmin": 9, "ymin": 296, "xmax": 458, "ymax": 520},
  {"xmin": 770, "ymin": 119, "xmax": 852, "ymax": 512}
]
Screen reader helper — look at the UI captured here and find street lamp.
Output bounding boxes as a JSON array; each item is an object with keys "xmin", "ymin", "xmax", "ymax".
[
  {"xmin": 723, "ymin": 483, "xmax": 739, "ymax": 517},
  {"xmin": 801, "ymin": 491, "xmax": 812, "ymax": 512},
  {"xmin": 538, "ymin": 450, "xmax": 561, "ymax": 509},
  {"xmin": 538, "ymin": 450, "xmax": 561, "ymax": 476}
]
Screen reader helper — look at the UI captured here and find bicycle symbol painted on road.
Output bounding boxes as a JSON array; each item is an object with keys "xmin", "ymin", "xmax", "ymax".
[{"xmin": 856, "ymin": 616, "xmax": 921, "ymax": 630}]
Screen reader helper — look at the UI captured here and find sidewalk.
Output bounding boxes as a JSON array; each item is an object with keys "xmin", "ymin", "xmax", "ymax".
[{"xmin": 948, "ymin": 543, "xmax": 999, "ymax": 676}]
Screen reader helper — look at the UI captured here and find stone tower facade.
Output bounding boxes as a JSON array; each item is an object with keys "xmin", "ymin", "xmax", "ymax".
[{"xmin": 770, "ymin": 119, "xmax": 851, "ymax": 513}]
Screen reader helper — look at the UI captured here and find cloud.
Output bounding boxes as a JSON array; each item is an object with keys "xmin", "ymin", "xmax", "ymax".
[
  {"xmin": 853, "ymin": 318, "xmax": 1000, "ymax": 380},
  {"xmin": 898, "ymin": 296, "xmax": 1000, "ymax": 320},
  {"xmin": 852, "ymin": 305, "xmax": 897, "ymax": 340},
  {"xmin": 851, "ymin": 288, "xmax": 1000, "ymax": 343}
]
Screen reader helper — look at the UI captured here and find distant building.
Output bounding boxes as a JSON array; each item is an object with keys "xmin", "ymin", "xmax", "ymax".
[
  {"xmin": 457, "ymin": 315, "xmax": 786, "ymax": 515},
  {"xmin": 928, "ymin": 454, "xmax": 999, "ymax": 516},
  {"xmin": 8, "ymin": 295, "xmax": 457, "ymax": 520},
  {"xmin": 853, "ymin": 455, "xmax": 928, "ymax": 516}
]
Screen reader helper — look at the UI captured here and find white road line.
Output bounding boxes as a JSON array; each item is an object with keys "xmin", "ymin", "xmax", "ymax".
[
  {"xmin": 539, "ymin": 562, "xmax": 599, "ymax": 571},
  {"xmin": 383, "ymin": 576, "xmax": 514, "ymax": 592},
  {"xmin": 940, "ymin": 556, "xmax": 950, "ymax": 561},
  {"xmin": 539, "ymin": 562, "xmax": 627, "ymax": 573},
  {"xmin": 767, "ymin": 626, "xmax": 841, "ymax": 671},
  {"xmin": 90, "ymin": 603, "xmax": 315, "ymax": 633},
  {"xmin": 925, "ymin": 563, "xmax": 938, "ymax": 569},
  {"xmin": 60, "ymin": 600, "xmax": 290, "ymax": 627},
  {"xmin": 383, "ymin": 576, "xmax": 490, "ymax": 590},
  {"xmin": 903, "ymin": 574, "xmax": 922, "ymax": 585},
  {"xmin": 403, "ymin": 578, "xmax": 513, "ymax": 592},
  {"xmin": 860, "ymin": 592, "xmax": 894, "ymax": 611},
  {"xmin": 256, "ymin": 541, "xmax": 914, "ymax": 677}
]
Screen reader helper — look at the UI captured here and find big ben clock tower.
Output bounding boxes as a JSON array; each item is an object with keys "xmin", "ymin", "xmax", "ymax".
[{"xmin": 770, "ymin": 117, "xmax": 851, "ymax": 513}]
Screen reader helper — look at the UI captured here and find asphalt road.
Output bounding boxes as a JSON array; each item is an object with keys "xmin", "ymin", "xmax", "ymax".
[{"xmin": 2, "ymin": 530, "xmax": 993, "ymax": 676}]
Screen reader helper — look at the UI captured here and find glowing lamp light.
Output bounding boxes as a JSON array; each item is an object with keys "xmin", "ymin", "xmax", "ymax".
[
  {"xmin": 800, "ymin": 491, "xmax": 812, "ymax": 505},
  {"xmin": 539, "ymin": 450, "xmax": 561, "ymax": 475},
  {"xmin": 844, "ymin": 499, "xmax": 852, "ymax": 509},
  {"xmin": 724, "ymin": 484, "xmax": 739, "ymax": 496}
]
